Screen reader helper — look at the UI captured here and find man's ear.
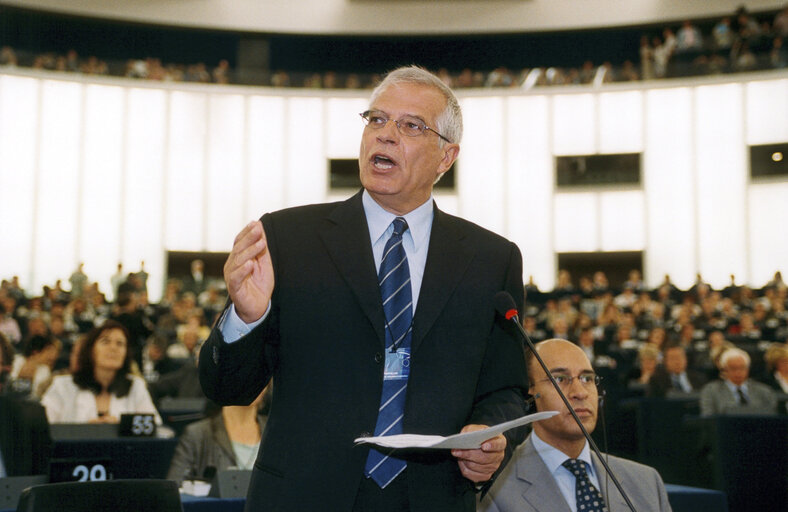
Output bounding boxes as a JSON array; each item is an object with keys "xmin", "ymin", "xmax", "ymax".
[{"xmin": 436, "ymin": 143, "xmax": 460, "ymax": 176}]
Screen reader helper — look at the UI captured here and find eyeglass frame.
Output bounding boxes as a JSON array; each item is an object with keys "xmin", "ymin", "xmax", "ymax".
[
  {"xmin": 533, "ymin": 372, "xmax": 602, "ymax": 390},
  {"xmin": 359, "ymin": 109, "xmax": 453, "ymax": 144}
]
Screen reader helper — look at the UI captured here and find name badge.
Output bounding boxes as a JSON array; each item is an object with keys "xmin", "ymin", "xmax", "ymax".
[{"xmin": 383, "ymin": 347, "xmax": 410, "ymax": 381}]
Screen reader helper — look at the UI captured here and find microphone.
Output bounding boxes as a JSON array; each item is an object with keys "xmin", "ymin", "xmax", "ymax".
[{"xmin": 494, "ymin": 291, "xmax": 637, "ymax": 512}]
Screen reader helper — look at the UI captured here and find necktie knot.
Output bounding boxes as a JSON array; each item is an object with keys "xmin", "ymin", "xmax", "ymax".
[
  {"xmin": 563, "ymin": 458, "xmax": 589, "ymax": 476},
  {"xmin": 392, "ymin": 217, "xmax": 408, "ymax": 237}
]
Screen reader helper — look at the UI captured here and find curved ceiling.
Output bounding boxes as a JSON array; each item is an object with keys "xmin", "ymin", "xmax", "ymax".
[{"xmin": 4, "ymin": 0, "xmax": 785, "ymax": 35}]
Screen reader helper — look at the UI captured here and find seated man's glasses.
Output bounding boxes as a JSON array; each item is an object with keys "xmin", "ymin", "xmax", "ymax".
[
  {"xmin": 360, "ymin": 110, "xmax": 452, "ymax": 144},
  {"xmin": 534, "ymin": 372, "xmax": 602, "ymax": 391}
]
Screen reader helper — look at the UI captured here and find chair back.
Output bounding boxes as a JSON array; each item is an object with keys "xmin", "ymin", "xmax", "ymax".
[{"xmin": 15, "ymin": 479, "xmax": 183, "ymax": 512}]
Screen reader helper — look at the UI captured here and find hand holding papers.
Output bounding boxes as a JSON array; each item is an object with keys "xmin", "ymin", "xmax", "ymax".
[{"xmin": 354, "ymin": 411, "xmax": 558, "ymax": 450}]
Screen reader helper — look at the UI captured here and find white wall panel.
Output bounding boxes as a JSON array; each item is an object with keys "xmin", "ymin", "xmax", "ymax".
[
  {"xmin": 205, "ymin": 94, "xmax": 245, "ymax": 252},
  {"xmin": 746, "ymin": 79, "xmax": 788, "ymax": 145},
  {"xmin": 643, "ymin": 88, "xmax": 695, "ymax": 289},
  {"xmin": 286, "ymin": 97, "xmax": 324, "ymax": 206},
  {"xmin": 247, "ymin": 95, "xmax": 286, "ymax": 218},
  {"xmin": 124, "ymin": 88, "xmax": 167, "ymax": 301},
  {"xmin": 33, "ymin": 80, "xmax": 82, "ymax": 291},
  {"xmin": 554, "ymin": 193, "xmax": 598, "ymax": 252},
  {"xmin": 458, "ymin": 97, "xmax": 505, "ymax": 233},
  {"xmin": 552, "ymin": 93, "xmax": 595, "ymax": 156},
  {"xmin": 326, "ymin": 97, "xmax": 367, "ymax": 158},
  {"xmin": 506, "ymin": 95, "xmax": 554, "ymax": 288},
  {"xmin": 748, "ymin": 183, "xmax": 788, "ymax": 286},
  {"xmin": 0, "ymin": 76, "xmax": 38, "ymax": 286},
  {"xmin": 80, "ymin": 84, "xmax": 124, "ymax": 296},
  {"xmin": 165, "ymin": 91, "xmax": 207, "ymax": 250},
  {"xmin": 599, "ymin": 190, "xmax": 645, "ymax": 251},
  {"xmin": 695, "ymin": 84, "xmax": 747, "ymax": 289},
  {"xmin": 598, "ymin": 91, "xmax": 643, "ymax": 153}
]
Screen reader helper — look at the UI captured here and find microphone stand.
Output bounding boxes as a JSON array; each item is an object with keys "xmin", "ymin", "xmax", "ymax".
[{"xmin": 497, "ymin": 292, "xmax": 637, "ymax": 512}]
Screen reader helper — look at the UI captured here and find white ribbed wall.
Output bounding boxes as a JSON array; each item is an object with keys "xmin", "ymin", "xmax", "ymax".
[{"xmin": 0, "ymin": 68, "xmax": 786, "ymax": 300}]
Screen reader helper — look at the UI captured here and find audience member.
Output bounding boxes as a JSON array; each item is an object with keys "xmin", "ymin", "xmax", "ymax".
[
  {"xmin": 647, "ymin": 344, "xmax": 707, "ymax": 398},
  {"xmin": 40, "ymin": 320, "xmax": 161, "ymax": 424},
  {"xmin": 480, "ymin": 339, "xmax": 671, "ymax": 512},
  {"xmin": 167, "ymin": 386, "xmax": 269, "ymax": 485},
  {"xmin": 699, "ymin": 347, "xmax": 778, "ymax": 415},
  {"xmin": 9, "ymin": 334, "xmax": 60, "ymax": 398},
  {"xmin": 762, "ymin": 343, "xmax": 788, "ymax": 393}
]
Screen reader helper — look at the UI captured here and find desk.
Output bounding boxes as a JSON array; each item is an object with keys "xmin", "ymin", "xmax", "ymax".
[{"xmin": 175, "ymin": 486, "xmax": 727, "ymax": 512}]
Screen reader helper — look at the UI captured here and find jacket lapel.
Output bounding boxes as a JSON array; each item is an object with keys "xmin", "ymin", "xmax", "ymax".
[
  {"xmin": 592, "ymin": 452, "xmax": 629, "ymax": 511},
  {"xmin": 320, "ymin": 191, "xmax": 386, "ymax": 347},
  {"xmin": 518, "ymin": 437, "xmax": 573, "ymax": 512},
  {"xmin": 410, "ymin": 205, "xmax": 476, "ymax": 354}
]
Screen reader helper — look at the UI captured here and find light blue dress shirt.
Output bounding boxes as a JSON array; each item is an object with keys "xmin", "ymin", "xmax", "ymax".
[
  {"xmin": 531, "ymin": 431, "xmax": 604, "ymax": 512},
  {"xmin": 221, "ymin": 190, "xmax": 434, "ymax": 343}
]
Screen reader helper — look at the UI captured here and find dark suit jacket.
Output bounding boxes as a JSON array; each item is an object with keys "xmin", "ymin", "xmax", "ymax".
[
  {"xmin": 646, "ymin": 367, "xmax": 707, "ymax": 398},
  {"xmin": 200, "ymin": 191, "xmax": 528, "ymax": 511}
]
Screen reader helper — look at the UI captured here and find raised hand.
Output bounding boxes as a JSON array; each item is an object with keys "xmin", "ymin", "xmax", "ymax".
[{"xmin": 223, "ymin": 220, "xmax": 275, "ymax": 324}]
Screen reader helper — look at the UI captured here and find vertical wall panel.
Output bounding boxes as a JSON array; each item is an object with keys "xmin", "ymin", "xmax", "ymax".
[
  {"xmin": 748, "ymin": 183, "xmax": 788, "ymax": 285},
  {"xmin": 80, "ymin": 84, "xmax": 124, "ymax": 296},
  {"xmin": 247, "ymin": 95, "xmax": 286, "ymax": 218},
  {"xmin": 124, "ymin": 88, "xmax": 167, "ymax": 301},
  {"xmin": 599, "ymin": 190, "xmax": 645, "ymax": 251},
  {"xmin": 552, "ymin": 93, "xmax": 595, "ymax": 155},
  {"xmin": 206, "ymin": 94, "xmax": 245, "ymax": 251},
  {"xmin": 644, "ymin": 88, "xmax": 696, "ymax": 289},
  {"xmin": 554, "ymin": 193, "xmax": 598, "ymax": 252},
  {"xmin": 459, "ymin": 97, "xmax": 505, "ymax": 233},
  {"xmin": 166, "ymin": 91, "xmax": 207, "ymax": 250},
  {"xmin": 695, "ymin": 84, "xmax": 747, "ymax": 288},
  {"xmin": 286, "ymin": 97, "xmax": 324, "ymax": 206},
  {"xmin": 506, "ymin": 95, "xmax": 554, "ymax": 287},
  {"xmin": 746, "ymin": 79, "xmax": 788, "ymax": 144},
  {"xmin": 598, "ymin": 90, "xmax": 643, "ymax": 153},
  {"xmin": 0, "ymin": 76, "xmax": 38, "ymax": 285},
  {"xmin": 326, "ymin": 97, "xmax": 367, "ymax": 158},
  {"xmin": 33, "ymin": 80, "xmax": 82, "ymax": 291}
]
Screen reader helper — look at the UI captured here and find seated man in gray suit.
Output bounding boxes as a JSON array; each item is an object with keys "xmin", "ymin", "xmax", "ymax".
[
  {"xmin": 480, "ymin": 339, "xmax": 671, "ymax": 512},
  {"xmin": 699, "ymin": 347, "xmax": 777, "ymax": 416}
]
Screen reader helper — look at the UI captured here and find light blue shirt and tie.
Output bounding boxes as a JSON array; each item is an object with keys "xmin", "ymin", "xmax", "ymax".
[
  {"xmin": 531, "ymin": 431, "xmax": 605, "ymax": 512},
  {"xmin": 221, "ymin": 190, "xmax": 434, "ymax": 342}
]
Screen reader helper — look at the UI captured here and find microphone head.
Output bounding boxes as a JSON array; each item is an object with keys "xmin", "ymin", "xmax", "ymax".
[{"xmin": 494, "ymin": 291, "xmax": 519, "ymax": 321}]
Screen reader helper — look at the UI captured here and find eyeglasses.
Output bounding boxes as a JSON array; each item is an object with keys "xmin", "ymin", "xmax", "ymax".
[
  {"xmin": 534, "ymin": 372, "xmax": 602, "ymax": 391},
  {"xmin": 359, "ymin": 110, "xmax": 452, "ymax": 144}
]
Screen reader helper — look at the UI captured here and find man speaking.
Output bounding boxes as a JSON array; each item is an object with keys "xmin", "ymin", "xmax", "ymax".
[{"xmin": 199, "ymin": 66, "xmax": 529, "ymax": 511}]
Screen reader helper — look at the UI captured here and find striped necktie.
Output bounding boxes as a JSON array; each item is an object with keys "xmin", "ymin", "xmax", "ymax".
[
  {"xmin": 562, "ymin": 458, "xmax": 608, "ymax": 512},
  {"xmin": 364, "ymin": 217, "xmax": 413, "ymax": 488}
]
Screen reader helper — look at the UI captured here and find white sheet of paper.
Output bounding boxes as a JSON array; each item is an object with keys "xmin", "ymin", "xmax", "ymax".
[{"xmin": 354, "ymin": 410, "xmax": 558, "ymax": 450}]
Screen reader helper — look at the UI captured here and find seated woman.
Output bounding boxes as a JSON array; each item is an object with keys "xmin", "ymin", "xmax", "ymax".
[
  {"xmin": 41, "ymin": 320, "xmax": 161, "ymax": 424},
  {"xmin": 167, "ymin": 386, "xmax": 269, "ymax": 485}
]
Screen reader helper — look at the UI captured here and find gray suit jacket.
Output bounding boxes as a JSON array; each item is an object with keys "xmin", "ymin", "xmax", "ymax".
[
  {"xmin": 699, "ymin": 379, "xmax": 778, "ymax": 416},
  {"xmin": 479, "ymin": 435, "xmax": 672, "ymax": 512}
]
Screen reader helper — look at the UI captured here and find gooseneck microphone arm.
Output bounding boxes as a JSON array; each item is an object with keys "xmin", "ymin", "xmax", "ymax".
[{"xmin": 494, "ymin": 291, "xmax": 637, "ymax": 512}]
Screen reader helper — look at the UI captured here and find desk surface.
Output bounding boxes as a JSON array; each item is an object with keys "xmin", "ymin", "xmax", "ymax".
[{"xmin": 1, "ymin": 483, "xmax": 728, "ymax": 512}]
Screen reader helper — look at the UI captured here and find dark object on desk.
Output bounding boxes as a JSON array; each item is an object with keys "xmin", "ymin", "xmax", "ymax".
[
  {"xmin": 0, "ymin": 476, "xmax": 47, "ymax": 510},
  {"xmin": 15, "ymin": 479, "xmax": 183, "ymax": 512},
  {"xmin": 49, "ymin": 428, "xmax": 178, "ymax": 481},
  {"xmin": 208, "ymin": 469, "xmax": 251, "ymax": 498},
  {"xmin": 157, "ymin": 397, "xmax": 208, "ymax": 436},
  {"xmin": 0, "ymin": 397, "xmax": 51, "ymax": 476}
]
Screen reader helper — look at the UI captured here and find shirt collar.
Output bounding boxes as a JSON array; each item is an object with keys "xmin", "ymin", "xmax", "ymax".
[
  {"xmin": 531, "ymin": 431, "xmax": 596, "ymax": 479},
  {"xmin": 724, "ymin": 379, "xmax": 749, "ymax": 393},
  {"xmin": 362, "ymin": 189, "xmax": 433, "ymax": 249}
]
